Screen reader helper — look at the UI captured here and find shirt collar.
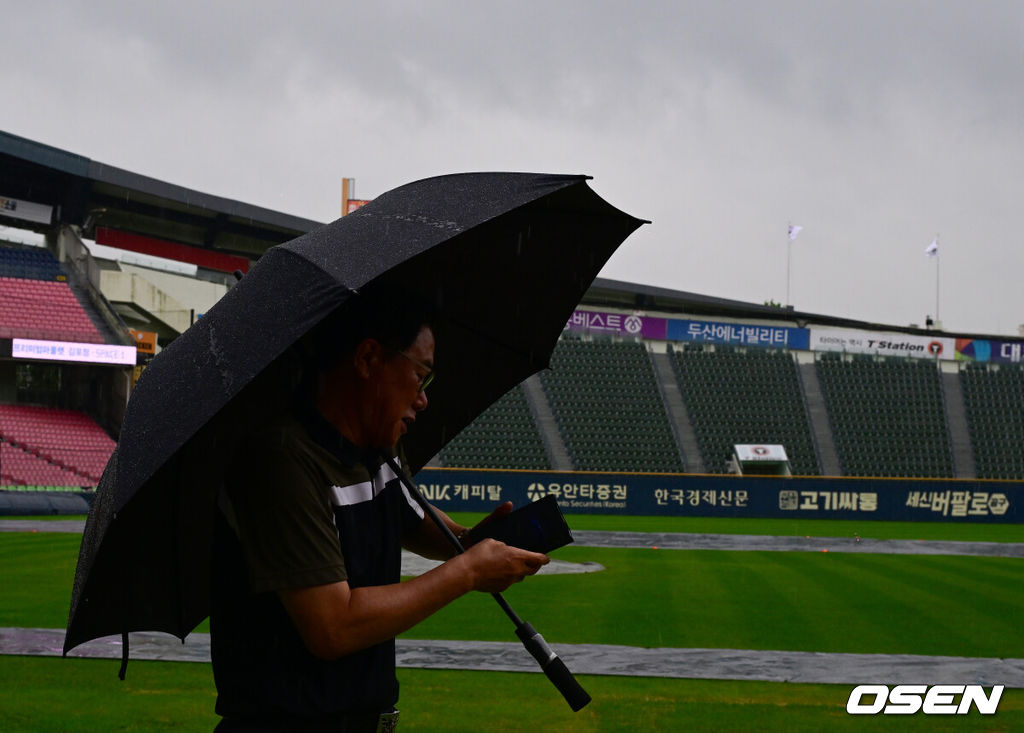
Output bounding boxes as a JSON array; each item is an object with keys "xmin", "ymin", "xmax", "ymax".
[{"xmin": 296, "ymin": 404, "xmax": 399, "ymax": 470}]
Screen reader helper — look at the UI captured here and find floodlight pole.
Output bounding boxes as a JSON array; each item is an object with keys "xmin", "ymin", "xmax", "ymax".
[{"xmin": 383, "ymin": 456, "xmax": 592, "ymax": 712}]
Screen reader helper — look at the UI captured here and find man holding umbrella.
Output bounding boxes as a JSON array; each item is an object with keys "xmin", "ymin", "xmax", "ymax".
[
  {"xmin": 65, "ymin": 172, "xmax": 643, "ymax": 729},
  {"xmin": 211, "ymin": 289, "xmax": 550, "ymax": 731}
]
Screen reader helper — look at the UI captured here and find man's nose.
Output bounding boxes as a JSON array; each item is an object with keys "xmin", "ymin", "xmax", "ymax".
[{"xmin": 414, "ymin": 389, "xmax": 428, "ymax": 410}]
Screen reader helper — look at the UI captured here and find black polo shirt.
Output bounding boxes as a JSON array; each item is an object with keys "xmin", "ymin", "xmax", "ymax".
[{"xmin": 210, "ymin": 408, "xmax": 424, "ymax": 721}]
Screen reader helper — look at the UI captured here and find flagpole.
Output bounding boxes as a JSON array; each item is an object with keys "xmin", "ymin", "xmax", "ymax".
[
  {"xmin": 925, "ymin": 235, "xmax": 940, "ymax": 326},
  {"xmin": 786, "ymin": 236, "xmax": 792, "ymax": 307},
  {"xmin": 785, "ymin": 223, "xmax": 801, "ymax": 307}
]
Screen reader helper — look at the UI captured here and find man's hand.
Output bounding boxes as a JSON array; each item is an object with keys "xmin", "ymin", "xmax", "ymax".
[{"xmin": 459, "ymin": 538, "xmax": 549, "ymax": 593}]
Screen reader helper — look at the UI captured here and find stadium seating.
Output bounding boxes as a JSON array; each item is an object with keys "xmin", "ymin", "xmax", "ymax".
[
  {"xmin": 439, "ymin": 384, "xmax": 550, "ymax": 469},
  {"xmin": 0, "ymin": 276, "xmax": 104, "ymax": 343},
  {"xmin": 668, "ymin": 343, "xmax": 820, "ymax": 475},
  {"xmin": 960, "ymin": 363, "xmax": 1024, "ymax": 480},
  {"xmin": 0, "ymin": 440, "xmax": 89, "ymax": 488},
  {"xmin": 540, "ymin": 339, "xmax": 684, "ymax": 473},
  {"xmin": 0, "ymin": 245, "xmax": 64, "ymax": 281},
  {"xmin": 0, "ymin": 404, "xmax": 114, "ymax": 487},
  {"xmin": 815, "ymin": 353, "xmax": 954, "ymax": 478}
]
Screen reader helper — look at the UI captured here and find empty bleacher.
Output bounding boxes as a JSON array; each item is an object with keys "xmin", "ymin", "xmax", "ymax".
[
  {"xmin": 0, "ymin": 245, "xmax": 104, "ymax": 343},
  {"xmin": 0, "ymin": 404, "xmax": 114, "ymax": 488},
  {"xmin": 0, "ymin": 246, "xmax": 63, "ymax": 280},
  {"xmin": 540, "ymin": 339, "xmax": 684, "ymax": 473},
  {"xmin": 0, "ymin": 245, "xmax": 64, "ymax": 281},
  {"xmin": 960, "ymin": 363, "xmax": 1024, "ymax": 480},
  {"xmin": 0, "ymin": 277, "xmax": 104, "ymax": 343},
  {"xmin": 669, "ymin": 344, "xmax": 820, "ymax": 475},
  {"xmin": 439, "ymin": 385, "xmax": 550, "ymax": 469},
  {"xmin": 815, "ymin": 353, "xmax": 953, "ymax": 478}
]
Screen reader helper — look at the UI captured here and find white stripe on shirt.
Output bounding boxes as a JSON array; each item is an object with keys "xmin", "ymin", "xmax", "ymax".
[{"xmin": 328, "ymin": 460, "xmax": 424, "ymax": 519}]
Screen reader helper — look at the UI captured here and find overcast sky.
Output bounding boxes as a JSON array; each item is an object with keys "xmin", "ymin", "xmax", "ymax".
[{"xmin": 3, "ymin": 1, "xmax": 1023, "ymax": 335}]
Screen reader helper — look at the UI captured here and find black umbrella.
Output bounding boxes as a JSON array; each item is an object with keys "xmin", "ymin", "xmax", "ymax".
[{"xmin": 64, "ymin": 172, "xmax": 644, "ymax": 709}]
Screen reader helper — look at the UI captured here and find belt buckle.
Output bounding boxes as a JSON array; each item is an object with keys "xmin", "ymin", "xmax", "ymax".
[{"xmin": 376, "ymin": 709, "xmax": 400, "ymax": 733}]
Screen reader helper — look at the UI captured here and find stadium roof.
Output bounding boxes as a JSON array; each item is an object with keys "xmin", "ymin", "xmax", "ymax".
[
  {"xmin": 2, "ymin": 129, "xmax": 994, "ymax": 339},
  {"xmin": 0, "ymin": 129, "xmax": 322, "ymax": 261}
]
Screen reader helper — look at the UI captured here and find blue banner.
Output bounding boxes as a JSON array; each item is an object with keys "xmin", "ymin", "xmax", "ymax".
[
  {"xmin": 414, "ymin": 469, "xmax": 1021, "ymax": 523},
  {"xmin": 956, "ymin": 338, "xmax": 1024, "ymax": 365},
  {"xmin": 666, "ymin": 318, "xmax": 810, "ymax": 350}
]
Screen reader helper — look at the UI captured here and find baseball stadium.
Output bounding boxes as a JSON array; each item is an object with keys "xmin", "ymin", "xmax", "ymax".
[{"xmin": 1, "ymin": 129, "xmax": 1022, "ymax": 730}]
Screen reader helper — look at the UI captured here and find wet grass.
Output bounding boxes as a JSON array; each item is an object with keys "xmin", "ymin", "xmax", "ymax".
[
  {"xmin": 2, "ymin": 657, "xmax": 1023, "ymax": 732},
  {"xmin": 405, "ymin": 546, "xmax": 1024, "ymax": 658},
  {"xmin": 452, "ymin": 512, "xmax": 1024, "ymax": 542},
  {"xmin": 3, "ymin": 520, "xmax": 1023, "ymax": 730}
]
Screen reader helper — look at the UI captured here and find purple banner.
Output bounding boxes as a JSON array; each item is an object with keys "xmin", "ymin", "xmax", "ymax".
[{"xmin": 566, "ymin": 309, "xmax": 667, "ymax": 339}]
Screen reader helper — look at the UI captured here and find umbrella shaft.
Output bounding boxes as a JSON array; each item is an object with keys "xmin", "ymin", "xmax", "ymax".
[{"xmin": 383, "ymin": 456, "xmax": 523, "ymax": 626}]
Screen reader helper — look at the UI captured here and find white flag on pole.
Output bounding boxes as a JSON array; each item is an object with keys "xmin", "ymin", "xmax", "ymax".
[
  {"xmin": 925, "ymin": 238, "xmax": 939, "ymax": 257},
  {"xmin": 788, "ymin": 224, "xmax": 803, "ymax": 241}
]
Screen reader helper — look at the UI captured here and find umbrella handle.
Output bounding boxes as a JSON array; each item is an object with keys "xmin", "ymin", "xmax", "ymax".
[{"xmin": 383, "ymin": 457, "xmax": 592, "ymax": 712}]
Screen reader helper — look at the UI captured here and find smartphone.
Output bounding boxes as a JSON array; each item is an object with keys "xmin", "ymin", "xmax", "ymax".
[{"xmin": 466, "ymin": 495, "xmax": 574, "ymax": 554}]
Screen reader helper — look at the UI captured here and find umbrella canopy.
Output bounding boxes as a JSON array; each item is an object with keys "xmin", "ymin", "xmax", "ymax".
[{"xmin": 64, "ymin": 172, "xmax": 644, "ymax": 656}]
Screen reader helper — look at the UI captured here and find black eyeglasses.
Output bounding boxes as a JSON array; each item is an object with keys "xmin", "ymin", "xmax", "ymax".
[{"xmin": 395, "ymin": 350, "xmax": 435, "ymax": 392}]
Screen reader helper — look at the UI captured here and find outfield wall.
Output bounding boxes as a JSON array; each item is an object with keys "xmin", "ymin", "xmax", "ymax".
[{"xmin": 416, "ymin": 469, "xmax": 1021, "ymax": 523}]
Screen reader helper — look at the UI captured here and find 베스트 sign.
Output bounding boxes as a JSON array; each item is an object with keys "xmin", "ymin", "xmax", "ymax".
[
  {"xmin": 566, "ymin": 309, "xmax": 668, "ymax": 339},
  {"xmin": 414, "ymin": 468, "xmax": 1021, "ymax": 523},
  {"xmin": 810, "ymin": 328, "xmax": 956, "ymax": 360},
  {"xmin": 565, "ymin": 310, "xmax": 812, "ymax": 349}
]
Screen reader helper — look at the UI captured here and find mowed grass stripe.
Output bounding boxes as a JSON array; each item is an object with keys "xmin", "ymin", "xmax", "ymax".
[
  {"xmin": 797, "ymin": 552, "xmax": 983, "ymax": 655},
  {"xmin": 817, "ymin": 554, "xmax": 979, "ymax": 656},
  {"xmin": 402, "ymin": 546, "xmax": 1024, "ymax": 658},
  {"xmin": 4, "ymin": 533, "xmax": 1023, "ymax": 658}
]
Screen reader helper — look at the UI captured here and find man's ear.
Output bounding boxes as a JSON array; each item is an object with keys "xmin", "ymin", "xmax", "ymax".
[{"xmin": 352, "ymin": 338, "xmax": 383, "ymax": 379}]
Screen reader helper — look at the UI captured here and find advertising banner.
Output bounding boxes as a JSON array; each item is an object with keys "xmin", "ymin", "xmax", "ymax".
[
  {"xmin": 566, "ymin": 309, "xmax": 667, "ymax": 339},
  {"xmin": 956, "ymin": 338, "xmax": 1024, "ymax": 365},
  {"xmin": 12, "ymin": 338, "xmax": 137, "ymax": 366},
  {"xmin": 415, "ymin": 468, "xmax": 1021, "ymax": 523},
  {"xmin": 0, "ymin": 194, "xmax": 53, "ymax": 225},
  {"xmin": 128, "ymin": 329, "xmax": 158, "ymax": 355},
  {"xmin": 811, "ymin": 328, "xmax": 955, "ymax": 360},
  {"xmin": 666, "ymin": 318, "xmax": 810, "ymax": 349}
]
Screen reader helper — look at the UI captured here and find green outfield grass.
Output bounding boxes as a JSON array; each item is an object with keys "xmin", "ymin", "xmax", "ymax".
[
  {"xmin": 2, "ymin": 519, "xmax": 1022, "ymax": 730},
  {"xmin": 1, "ymin": 657, "xmax": 1022, "ymax": 732},
  {"xmin": 4, "ymin": 532, "xmax": 1023, "ymax": 657},
  {"xmin": 465, "ymin": 512, "xmax": 1024, "ymax": 542},
  {"xmin": 405, "ymin": 546, "xmax": 1024, "ymax": 658},
  {"xmin": 19, "ymin": 512, "xmax": 1024, "ymax": 541}
]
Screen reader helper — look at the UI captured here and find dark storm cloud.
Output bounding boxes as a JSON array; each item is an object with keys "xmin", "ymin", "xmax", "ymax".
[
  {"xmin": 19, "ymin": 1, "xmax": 1021, "ymax": 127},
  {"xmin": 2, "ymin": 1, "xmax": 1022, "ymax": 333}
]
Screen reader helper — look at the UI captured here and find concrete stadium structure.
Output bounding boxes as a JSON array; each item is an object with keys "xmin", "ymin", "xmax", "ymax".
[{"xmin": 3, "ymin": 128, "xmax": 1024, "ymax": 491}]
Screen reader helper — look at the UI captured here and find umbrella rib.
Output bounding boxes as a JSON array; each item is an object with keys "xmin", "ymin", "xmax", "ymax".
[{"xmin": 446, "ymin": 316, "xmax": 550, "ymax": 371}]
